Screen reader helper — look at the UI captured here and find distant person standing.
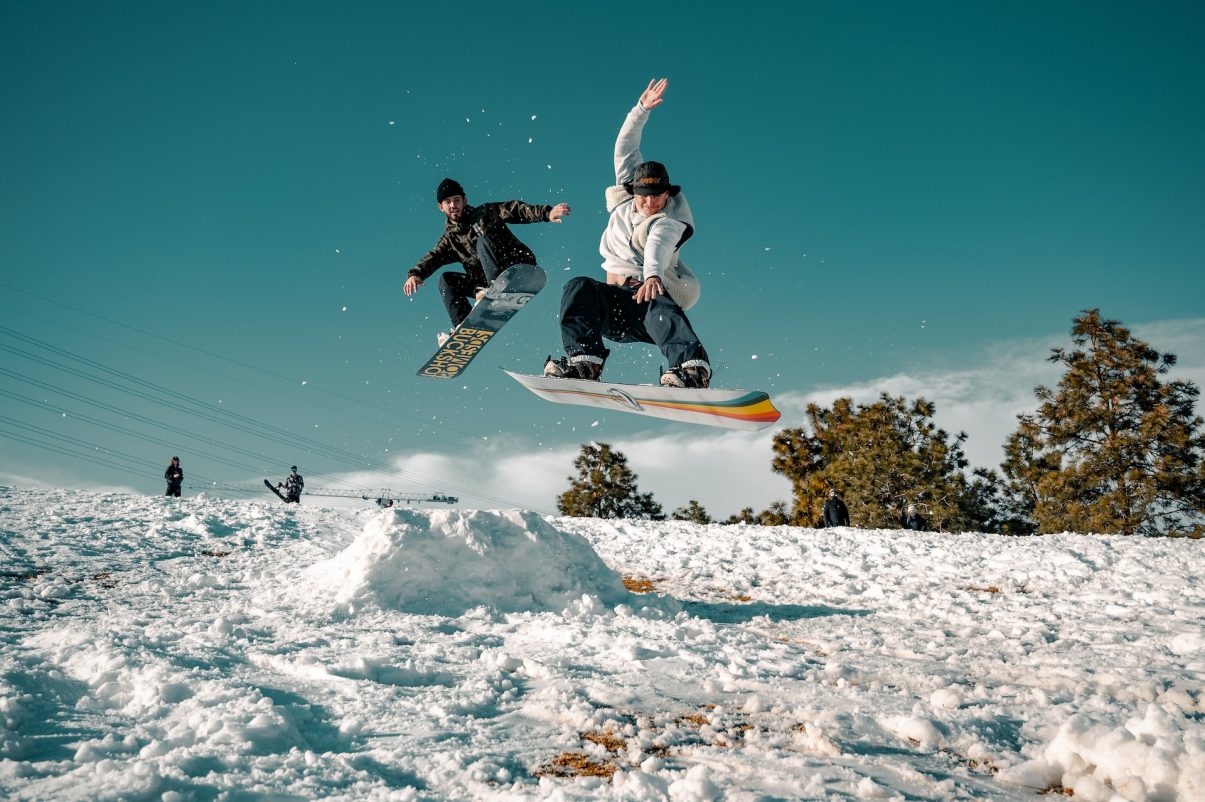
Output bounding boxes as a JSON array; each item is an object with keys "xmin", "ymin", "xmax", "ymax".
[
  {"xmin": 901, "ymin": 503, "xmax": 927, "ymax": 531},
  {"xmin": 822, "ymin": 489, "xmax": 850, "ymax": 527},
  {"xmin": 164, "ymin": 456, "xmax": 183, "ymax": 498},
  {"xmin": 277, "ymin": 466, "xmax": 304, "ymax": 504}
]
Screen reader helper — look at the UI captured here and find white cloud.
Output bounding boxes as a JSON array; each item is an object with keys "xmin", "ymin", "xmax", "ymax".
[{"xmin": 333, "ymin": 318, "xmax": 1205, "ymax": 517}]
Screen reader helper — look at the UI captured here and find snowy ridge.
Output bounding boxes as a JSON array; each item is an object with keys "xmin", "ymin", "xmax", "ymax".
[{"xmin": 1, "ymin": 487, "xmax": 1202, "ymax": 801}]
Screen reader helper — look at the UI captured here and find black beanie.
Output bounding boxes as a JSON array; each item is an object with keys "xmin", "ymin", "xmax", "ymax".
[{"xmin": 436, "ymin": 178, "xmax": 465, "ymax": 203}]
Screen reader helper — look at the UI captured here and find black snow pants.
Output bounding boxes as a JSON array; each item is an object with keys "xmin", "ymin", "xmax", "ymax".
[
  {"xmin": 438, "ymin": 234, "xmax": 514, "ymax": 327},
  {"xmin": 558, "ymin": 276, "xmax": 708, "ymax": 370}
]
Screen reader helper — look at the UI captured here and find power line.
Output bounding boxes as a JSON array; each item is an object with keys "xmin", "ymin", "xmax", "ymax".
[
  {"xmin": 0, "ymin": 320, "xmax": 549, "ymax": 511},
  {"xmin": 1, "ymin": 351, "xmax": 526, "ymax": 508},
  {"xmin": 0, "ymin": 415, "xmax": 219, "ymax": 486},
  {"xmin": 205, "ymin": 483, "xmax": 459, "ymax": 507},
  {"xmin": 0, "ymin": 330, "xmax": 379, "ymax": 470},
  {"xmin": 0, "ymin": 283, "xmax": 486, "ymax": 439},
  {"xmin": 0, "ymin": 387, "xmax": 269, "ymax": 476},
  {"xmin": 0, "ymin": 285, "xmax": 550, "ymax": 504},
  {"xmin": 0, "ymin": 301, "xmax": 423, "ymax": 433},
  {"xmin": 1, "ymin": 368, "xmax": 288, "ymax": 475}
]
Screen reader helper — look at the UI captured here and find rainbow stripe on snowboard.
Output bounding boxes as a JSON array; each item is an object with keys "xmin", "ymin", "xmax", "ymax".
[{"xmin": 503, "ymin": 370, "xmax": 781, "ymax": 431}]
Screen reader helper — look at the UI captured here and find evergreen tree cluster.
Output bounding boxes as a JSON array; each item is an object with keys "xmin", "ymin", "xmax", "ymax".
[
  {"xmin": 769, "ymin": 394, "xmax": 999, "ymax": 531},
  {"xmin": 556, "ymin": 311, "xmax": 1205, "ymax": 536},
  {"xmin": 557, "ymin": 442, "xmax": 664, "ymax": 520},
  {"xmin": 999, "ymin": 310, "xmax": 1205, "ymax": 536}
]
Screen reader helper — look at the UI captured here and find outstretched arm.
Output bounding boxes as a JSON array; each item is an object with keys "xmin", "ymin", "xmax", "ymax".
[
  {"xmin": 405, "ymin": 237, "xmax": 457, "ymax": 296},
  {"xmin": 615, "ymin": 78, "xmax": 668, "ymax": 184}
]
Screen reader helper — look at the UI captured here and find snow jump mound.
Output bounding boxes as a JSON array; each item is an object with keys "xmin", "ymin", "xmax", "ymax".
[{"xmin": 310, "ymin": 508, "xmax": 630, "ymax": 616}]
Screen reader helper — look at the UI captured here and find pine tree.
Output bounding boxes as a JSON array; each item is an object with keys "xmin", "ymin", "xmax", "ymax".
[
  {"xmin": 1001, "ymin": 309, "xmax": 1205, "ymax": 536},
  {"xmin": 724, "ymin": 507, "xmax": 757, "ymax": 525},
  {"xmin": 758, "ymin": 501, "xmax": 790, "ymax": 526},
  {"xmin": 771, "ymin": 394, "xmax": 992, "ymax": 531},
  {"xmin": 557, "ymin": 443, "xmax": 665, "ymax": 520},
  {"xmin": 671, "ymin": 500, "xmax": 712, "ymax": 524}
]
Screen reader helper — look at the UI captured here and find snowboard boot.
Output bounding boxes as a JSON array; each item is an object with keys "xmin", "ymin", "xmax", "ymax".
[
  {"xmin": 544, "ymin": 355, "xmax": 604, "ymax": 381},
  {"xmin": 660, "ymin": 361, "xmax": 711, "ymax": 389}
]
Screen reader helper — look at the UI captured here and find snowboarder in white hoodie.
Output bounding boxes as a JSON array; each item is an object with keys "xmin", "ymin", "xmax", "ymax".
[{"xmin": 544, "ymin": 78, "xmax": 711, "ymax": 388}]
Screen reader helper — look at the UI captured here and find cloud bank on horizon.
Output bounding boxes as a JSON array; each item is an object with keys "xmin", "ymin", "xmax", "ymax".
[
  {"xmin": 330, "ymin": 318, "xmax": 1205, "ymax": 518},
  {"xmin": 3, "ymin": 318, "xmax": 1202, "ymax": 520}
]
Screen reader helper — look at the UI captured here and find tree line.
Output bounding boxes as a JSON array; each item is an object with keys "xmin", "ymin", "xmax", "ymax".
[{"xmin": 556, "ymin": 310, "xmax": 1205, "ymax": 537}]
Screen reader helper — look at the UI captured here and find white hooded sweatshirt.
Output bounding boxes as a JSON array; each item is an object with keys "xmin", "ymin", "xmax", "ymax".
[{"xmin": 598, "ymin": 102, "xmax": 701, "ymax": 310}]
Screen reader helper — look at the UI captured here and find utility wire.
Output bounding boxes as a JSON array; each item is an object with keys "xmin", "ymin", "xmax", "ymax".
[
  {"xmin": 0, "ymin": 301, "xmax": 427, "ymax": 433},
  {"xmin": 0, "ymin": 288, "xmax": 547, "ymax": 504},
  {"xmin": 0, "ymin": 366, "xmax": 409, "ymax": 497},
  {"xmin": 0, "ymin": 329, "xmax": 379, "ymax": 469},
  {"xmin": 0, "ymin": 415, "xmax": 219, "ymax": 486},
  {"xmin": 0, "ymin": 387, "xmax": 269, "ymax": 476},
  {"xmin": 0, "ymin": 326, "xmax": 547, "ymax": 510},
  {"xmin": 2, "ymin": 354, "xmax": 523, "ymax": 508},
  {"xmin": 0, "ymin": 282, "xmax": 486, "ymax": 439},
  {"xmin": 3, "ymin": 368, "xmax": 283, "ymax": 474}
]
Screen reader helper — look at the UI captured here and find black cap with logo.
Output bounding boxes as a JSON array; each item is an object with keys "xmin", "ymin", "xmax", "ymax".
[{"xmin": 629, "ymin": 161, "xmax": 680, "ymax": 196}]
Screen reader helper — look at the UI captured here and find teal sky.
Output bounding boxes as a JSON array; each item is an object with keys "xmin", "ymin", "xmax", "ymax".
[{"xmin": 2, "ymin": 1, "xmax": 1204, "ymax": 515}]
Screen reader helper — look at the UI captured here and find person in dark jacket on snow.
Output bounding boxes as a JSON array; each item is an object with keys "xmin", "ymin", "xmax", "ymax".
[
  {"xmin": 278, "ymin": 466, "xmax": 304, "ymax": 504},
  {"xmin": 900, "ymin": 504, "xmax": 927, "ymax": 531},
  {"xmin": 404, "ymin": 178, "xmax": 571, "ymax": 344},
  {"xmin": 164, "ymin": 456, "xmax": 183, "ymax": 498},
  {"xmin": 822, "ymin": 489, "xmax": 850, "ymax": 527}
]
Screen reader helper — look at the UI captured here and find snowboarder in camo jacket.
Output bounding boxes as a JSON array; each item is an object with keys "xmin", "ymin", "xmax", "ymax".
[
  {"xmin": 278, "ymin": 466, "xmax": 304, "ymax": 504},
  {"xmin": 404, "ymin": 178, "xmax": 570, "ymax": 344}
]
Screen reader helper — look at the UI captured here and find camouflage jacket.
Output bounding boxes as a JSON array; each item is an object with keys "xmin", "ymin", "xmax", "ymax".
[{"xmin": 408, "ymin": 201, "xmax": 552, "ymax": 285}]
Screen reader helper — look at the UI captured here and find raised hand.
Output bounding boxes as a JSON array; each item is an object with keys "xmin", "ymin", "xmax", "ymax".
[{"xmin": 640, "ymin": 78, "xmax": 668, "ymax": 111}]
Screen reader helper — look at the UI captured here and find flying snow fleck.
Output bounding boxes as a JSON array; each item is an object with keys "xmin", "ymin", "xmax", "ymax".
[
  {"xmin": 531, "ymin": 115, "xmax": 537, "ymax": 120},
  {"xmin": 591, "ymin": 421, "xmax": 600, "ymax": 427},
  {"xmin": 752, "ymin": 354, "xmax": 759, "ymax": 360},
  {"xmin": 341, "ymin": 306, "xmax": 348, "ymax": 312}
]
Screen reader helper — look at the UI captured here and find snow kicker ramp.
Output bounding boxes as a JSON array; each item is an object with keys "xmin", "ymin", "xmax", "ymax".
[{"xmin": 309, "ymin": 508, "xmax": 631, "ymax": 616}]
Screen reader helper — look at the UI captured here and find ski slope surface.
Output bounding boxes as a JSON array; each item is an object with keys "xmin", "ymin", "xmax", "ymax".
[{"xmin": 1, "ymin": 487, "xmax": 1202, "ymax": 801}]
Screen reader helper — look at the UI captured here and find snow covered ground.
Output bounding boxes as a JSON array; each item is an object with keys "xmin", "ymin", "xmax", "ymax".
[{"xmin": 1, "ymin": 487, "xmax": 1202, "ymax": 801}]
